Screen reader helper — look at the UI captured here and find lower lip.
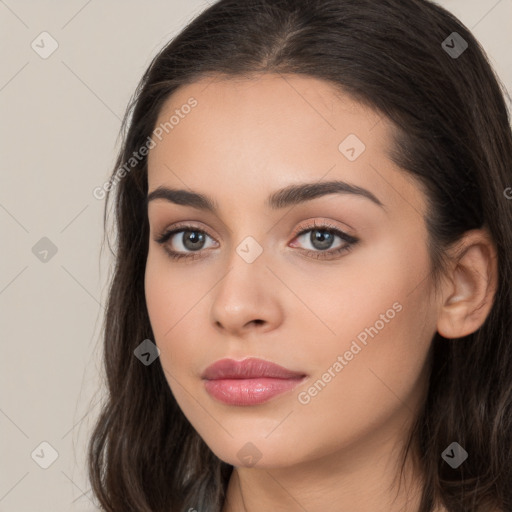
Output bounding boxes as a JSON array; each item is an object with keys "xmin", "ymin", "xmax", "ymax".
[{"xmin": 204, "ymin": 377, "xmax": 306, "ymax": 406}]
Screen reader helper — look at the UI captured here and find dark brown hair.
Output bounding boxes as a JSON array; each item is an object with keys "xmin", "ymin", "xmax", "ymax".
[{"xmin": 88, "ymin": 0, "xmax": 512, "ymax": 510}]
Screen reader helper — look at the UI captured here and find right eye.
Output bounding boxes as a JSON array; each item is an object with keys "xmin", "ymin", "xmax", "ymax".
[{"xmin": 155, "ymin": 225, "xmax": 218, "ymax": 261}]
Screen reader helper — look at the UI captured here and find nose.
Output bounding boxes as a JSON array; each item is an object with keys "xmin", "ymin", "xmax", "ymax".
[{"xmin": 210, "ymin": 246, "xmax": 284, "ymax": 338}]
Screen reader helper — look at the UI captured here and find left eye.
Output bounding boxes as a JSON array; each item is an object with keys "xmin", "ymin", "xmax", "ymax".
[{"xmin": 292, "ymin": 227, "xmax": 353, "ymax": 252}]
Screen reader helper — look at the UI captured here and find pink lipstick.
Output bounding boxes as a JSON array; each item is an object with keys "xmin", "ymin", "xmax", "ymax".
[{"xmin": 202, "ymin": 357, "xmax": 307, "ymax": 406}]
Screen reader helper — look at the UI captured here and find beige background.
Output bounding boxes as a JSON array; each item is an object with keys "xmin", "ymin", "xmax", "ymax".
[{"xmin": 1, "ymin": 1, "xmax": 511, "ymax": 510}]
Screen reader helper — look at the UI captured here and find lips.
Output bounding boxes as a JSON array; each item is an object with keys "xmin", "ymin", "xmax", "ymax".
[
  {"xmin": 201, "ymin": 357, "xmax": 306, "ymax": 380},
  {"xmin": 201, "ymin": 357, "xmax": 307, "ymax": 406}
]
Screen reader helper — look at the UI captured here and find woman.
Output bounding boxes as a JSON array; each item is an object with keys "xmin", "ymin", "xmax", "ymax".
[{"xmin": 88, "ymin": 0, "xmax": 512, "ymax": 510}]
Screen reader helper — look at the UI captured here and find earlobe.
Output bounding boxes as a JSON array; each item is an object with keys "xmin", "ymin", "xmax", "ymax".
[{"xmin": 436, "ymin": 229, "xmax": 498, "ymax": 339}]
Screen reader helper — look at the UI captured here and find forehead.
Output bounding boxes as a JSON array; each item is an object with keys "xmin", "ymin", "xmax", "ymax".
[
  {"xmin": 151, "ymin": 73, "xmax": 384, "ymax": 148},
  {"xmin": 147, "ymin": 73, "xmax": 424, "ymax": 218}
]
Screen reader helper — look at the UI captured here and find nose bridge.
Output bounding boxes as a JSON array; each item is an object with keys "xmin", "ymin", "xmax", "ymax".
[
  {"xmin": 219, "ymin": 230, "xmax": 268, "ymax": 300},
  {"xmin": 209, "ymin": 227, "xmax": 282, "ymax": 333},
  {"xmin": 219, "ymin": 206, "xmax": 272, "ymax": 268}
]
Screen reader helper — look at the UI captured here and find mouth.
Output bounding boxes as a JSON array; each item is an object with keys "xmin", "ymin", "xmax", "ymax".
[{"xmin": 201, "ymin": 357, "xmax": 308, "ymax": 406}]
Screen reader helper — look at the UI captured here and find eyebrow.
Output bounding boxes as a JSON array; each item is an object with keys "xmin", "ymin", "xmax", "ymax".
[{"xmin": 146, "ymin": 180, "xmax": 385, "ymax": 212}]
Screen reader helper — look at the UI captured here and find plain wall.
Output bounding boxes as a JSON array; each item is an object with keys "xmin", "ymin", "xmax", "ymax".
[{"xmin": 1, "ymin": 1, "xmax": 511, "ymax": 510}]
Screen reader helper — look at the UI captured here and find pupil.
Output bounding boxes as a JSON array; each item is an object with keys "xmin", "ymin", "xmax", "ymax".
[
  {"xmin": 184, "ymin": 231, "xmax": 205, "ymax": 250},
  {"xmin": 311, "ymin": 229, "xmax": 333, "ymax": 250}
]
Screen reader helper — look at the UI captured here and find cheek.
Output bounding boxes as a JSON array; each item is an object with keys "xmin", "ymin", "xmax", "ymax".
[
  {"xmin": 145, "ymin": 257, "xmax": 176, "ymax": 338},
  {"xmin": 304, "ymin": 228, "xmax": 432, "ymax": 352},
  {"xmin": 145, "ymin": 246, "xmax": 197, "ymax": 326},
  {"xmin": 292, "ymin": 241, "xmax": 436, "ymax": 450},
  {"xmin": 284, "ymin": 287, "xmax": 435, "ymax": 466},
  {"xmin": 144, "ymin": 256, "xmax": 220, "ymax": 435},
  {"xmin": 295, "ymin": 297, "xmax": 433, "ymax": 455},
  {"xmin": 144, "ymin": 251, "xmax": 210, "ymax": 377}
]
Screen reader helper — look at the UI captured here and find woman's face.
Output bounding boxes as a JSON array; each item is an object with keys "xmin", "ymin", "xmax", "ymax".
[{"xmin": 145, "ymin": 74, "xmax": 438, "ymax": 469}]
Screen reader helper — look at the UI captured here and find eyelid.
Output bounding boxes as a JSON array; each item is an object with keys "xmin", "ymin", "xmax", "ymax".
[
  {"xmin": 292, "ymin": 218, "xmax": 355, "ymax": 239},
  {"xmin": 154, "ymin": 220, "xmax": 217, "ymax": 240},
  {"xmin": 154, "ymin": 219, "xmax": 354, "ymax": 243}
]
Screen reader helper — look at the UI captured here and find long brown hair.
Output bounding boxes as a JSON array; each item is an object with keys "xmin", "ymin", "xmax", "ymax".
[{"xmin": 88, "ymin": 0, "xmax": 512, "ymax": 510}]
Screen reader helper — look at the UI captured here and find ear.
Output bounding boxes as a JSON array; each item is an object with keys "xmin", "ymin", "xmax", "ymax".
[{"xmin": 436, "ymin": 228, "xmax": 498, "ymax": 339}]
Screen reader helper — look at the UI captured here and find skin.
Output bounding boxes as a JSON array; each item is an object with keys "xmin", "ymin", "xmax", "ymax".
[{"xmin": 145, "ymin": 74, "xmax": 497, "ymax": 512}]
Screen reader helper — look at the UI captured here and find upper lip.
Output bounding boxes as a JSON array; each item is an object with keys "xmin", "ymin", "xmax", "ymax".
[{"xmin": 201, "ymin": 357, "xmax": 307, "ymax": 380}]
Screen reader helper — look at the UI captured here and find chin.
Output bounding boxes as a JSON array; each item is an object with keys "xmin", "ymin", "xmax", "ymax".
[{"xmin": 204, "ymin": 436, "xmax": 303, "ymax": 469}]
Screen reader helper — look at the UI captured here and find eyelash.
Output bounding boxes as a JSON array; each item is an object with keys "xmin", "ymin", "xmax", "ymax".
[{"xmin": 154, "ymin": 219, "xmax": 359, "ymax": 262}]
